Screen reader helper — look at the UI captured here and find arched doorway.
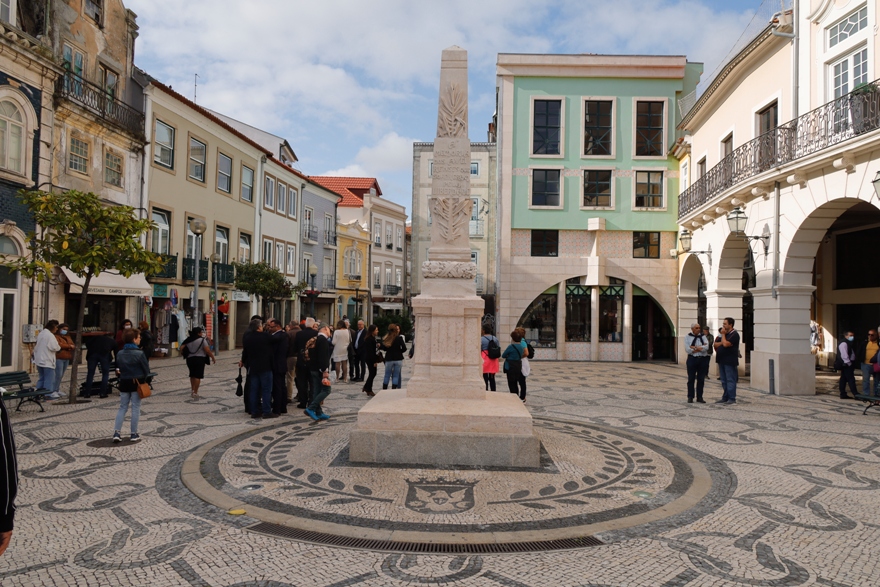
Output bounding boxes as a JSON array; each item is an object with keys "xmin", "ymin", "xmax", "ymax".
[{"xmin": 0, "ymin": 235, "xmax": 20, "ymax": 372}]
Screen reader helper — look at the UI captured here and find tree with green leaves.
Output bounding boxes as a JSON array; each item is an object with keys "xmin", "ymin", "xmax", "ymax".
[
  {"xmin": 232, "ymin": 261, "xmax": 307, "ymax": 317},
  {"xmin": 0, "ymin": 190, "xmax": 164, "ymax": 403}
]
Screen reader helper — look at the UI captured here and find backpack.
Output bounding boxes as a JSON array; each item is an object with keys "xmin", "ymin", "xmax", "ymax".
[
  {"xmin": 485, "ymin": 336, "xmax": 501, "ymax": 360},
  {"xmin": 301, "ymin": 336, "xmax": 318, "ymax": 366},
  {"xmin": 525, "ymin": 341, "xmax": 535, "ymax": 359}
]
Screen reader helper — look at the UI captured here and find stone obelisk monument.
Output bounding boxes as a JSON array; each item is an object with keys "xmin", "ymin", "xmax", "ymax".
[{"xmin": 350, "ymin": 46, "xmax": 540, "ymax": 467}]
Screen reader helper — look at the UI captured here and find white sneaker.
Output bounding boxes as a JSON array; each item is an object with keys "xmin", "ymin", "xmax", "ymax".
[{"xmin": 47, "ymin": 392, "xmax": 62, "ymax": 400}]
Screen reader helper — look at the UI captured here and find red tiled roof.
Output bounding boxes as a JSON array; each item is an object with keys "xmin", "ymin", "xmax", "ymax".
[{"xmin": 309, "ymin": 176, "xmax": 382, "ymax": 208}]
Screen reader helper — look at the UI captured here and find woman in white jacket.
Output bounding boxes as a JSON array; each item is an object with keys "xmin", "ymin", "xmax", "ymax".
[{"xmin": 33, "ymin": 320, "xmax": 61, "ymax": 396}]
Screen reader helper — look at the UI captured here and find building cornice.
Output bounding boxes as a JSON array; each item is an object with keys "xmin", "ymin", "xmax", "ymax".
[{"xmin": 496, "ymin": 53, "xmax": 689, "ymax": 79}]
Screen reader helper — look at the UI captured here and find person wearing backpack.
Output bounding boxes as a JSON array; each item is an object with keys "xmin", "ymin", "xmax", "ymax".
[
  {"xmin": 480, "ymin": 325, "xmax": 500, "ymax": 391},
  {"xmin": 515, "ymin": 327, "xmax": 533, "ymax": 402},
  {"xmin": 502, "ymin": 330, "xmax": 525, "ymax": 400}
]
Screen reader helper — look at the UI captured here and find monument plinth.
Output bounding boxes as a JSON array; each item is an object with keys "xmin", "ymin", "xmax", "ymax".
[{"xmin": 350, "ymin": 46, "xmax": 540, "ymax": 468}]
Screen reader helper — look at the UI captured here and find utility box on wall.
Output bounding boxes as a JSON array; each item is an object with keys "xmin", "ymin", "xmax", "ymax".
[{"xmin": 22, "ymin": 324, "xmax": 39, "ymax": 343}]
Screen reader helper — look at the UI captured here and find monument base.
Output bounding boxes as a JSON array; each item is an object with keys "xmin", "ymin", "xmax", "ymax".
[{"xmin": 350, "ymin": 390, "xmax": 541, "ymax": 468}]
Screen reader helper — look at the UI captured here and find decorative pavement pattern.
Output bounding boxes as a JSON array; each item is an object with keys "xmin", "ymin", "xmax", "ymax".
[{"xmin": 1, "ymin": 356, "xmax": 878, "ymax": 586}]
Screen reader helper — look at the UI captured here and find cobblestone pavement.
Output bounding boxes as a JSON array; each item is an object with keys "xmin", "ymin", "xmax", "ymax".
[{"xmin": 2, "ymin": 356, "xmax": 879, "ymax": 586}]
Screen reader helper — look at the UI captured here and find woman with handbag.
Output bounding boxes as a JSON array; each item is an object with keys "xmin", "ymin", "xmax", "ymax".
[
  {"xmin": 113, "ymin": 329, "xmax": 151, "ymax": 443},
  {"xmin": 361, "ymin": 324, "xmax": 380, "ymax": 397},
  {"xmin": 181, "ymin": 327, "xmax": 215, "ymax": 400}
]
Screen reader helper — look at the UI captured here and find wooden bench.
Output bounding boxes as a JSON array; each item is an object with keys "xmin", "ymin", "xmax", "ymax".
[
  {"xmin": 0, "ymin": 371, "xmax": 52, "ymax": 412},
  {"xmin": 855, "ymin": 394, "xmax": 880, "ymax": 415}
]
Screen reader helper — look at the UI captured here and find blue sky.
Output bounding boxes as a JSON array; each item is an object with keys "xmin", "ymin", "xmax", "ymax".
[{"xmin": 126, "ymin": 0, "xmax": 764, "ymax": 216}]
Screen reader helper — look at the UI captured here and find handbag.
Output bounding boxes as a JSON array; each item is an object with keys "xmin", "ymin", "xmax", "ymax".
[
  {"xmin": 204, "ymin": 355, "xmax": 211, "ymax": 365},
  {"xmin": 136, "ymin": 379, "xmax": 151, "ymax": 399}
]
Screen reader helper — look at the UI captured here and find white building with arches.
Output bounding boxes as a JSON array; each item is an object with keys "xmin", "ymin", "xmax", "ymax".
[{"xmin": 676, "ymin": 0, "xmax": 880, "ymax": 395}]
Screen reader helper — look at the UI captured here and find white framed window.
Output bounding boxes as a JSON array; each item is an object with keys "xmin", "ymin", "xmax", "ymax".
[
  {"xmin": 154, "ymin": 120, "xmax": 174, "ymax": 168},
  {"xmin": 186, "ymin": 218, "xmax": 198, "ymax": 259},
  {"xmin": 385, "ymin": 266, "xmax": 392, "ymax": 288},
  {"xmin": 217, "ymin": 153, "xmax": 232, "ymax": 193},
  {"xmin": 277, "ymin": 183, "xmax": 286, "ymax": 214},
  {"xmin": 397, "ymin": 227, "xmax": 403, "ymax": 250},
  {"xmin": 188, "ymin": 137, "xmax": 206, "ymax": 182},
  {"xmin": 264, "ymin": 176, "xmax": 275, "ymax": 209},
  {"xmin": 275, "ymin": 242, "xmax": 285, "ymax": 271},
  {"xmin": 530, "ymin": 96, "xmax": 564, "ymax": 157},
  {"xmin": 528, "ymin": 167, "xmax": 564, "ymax": 209},
  {"xmin": 830, "ymin": 47, "xmax": 869, "ymax": 99},
  {"xmin": 0, "ymin": 100, "xmax": 24, "ymax": 174},
  {"xmin": 470, "ymin": 161, "xmax": 479, "ymax": 175},
  {"xmin": 215, "ymin": 228, "xmax": 229, "ymax": 264},
  {"xmin": 287, "ymin": 244, "xmax": 297, "ymax": 275},
  {"xmin": 828, "ymin": 5, "xmax": 868, "ymax": 48},
  {"xmin": 69, "ymin": 136, "xmax": 89, "ymax": 174},
  {"xmin": 470, "ymin": 250, "xmax": 478, "ymax": 265},
  {"xmin": 241, "ymin": 165, "xmax": 254, "ymax": 202},
  {"xmin": 581, "ymin": 97, "xmax": 616, "ymax": 158},
  {"xmin": 104, "ymin": 150, "xmax": 122, "ymax": 187},
  {"xmin": 395, "ymin": 267, "xmax": 402, "ymax": 287},
  {"xmin": 680, "ymin": 161, "xmax": 689, "ymax": 193},
  {"xmin": 373, "ymin": 264, "xmax": 381, "ymax": 288},
  {"xmin": 262, "ymin": 239, "xmax": 273, "ymax": 264},
  {"xmin": 238, "ymin": 234, "xmax": 251, "ymax": 263},
  {"xmin": 385, "ymin": 223, "xmax": 392, "ymax": 247},
  {"xmin": 471, "ymin": 198, "xmax": 479, "ymax": 221},
  {"xmin": 429, "ymin": 161, "xmax": 433, "ymax": 176},
  {"xmin": 0, "ymin": 0, "xmax": 17, "ymax": 26},
  {"xmin": 151, "ymin": 209, "xmax": 170, "ymax": 254},
  {"xmin": 302, "ymin": 254, "xmax": 313, "ymax": 285},
  {"xmin": 633, "ymin": 170, "xmax": 665, "ymax": 210},
  {"xmin": 633, "ymin": 99, "xmax": 667, "ymax": 158},
  {"xmin": 288, "ymin": 188, "xmax": 299, "ymax": 218},
  {"xmin": 324, "ymin": 214, "xmax": 334, "ymax": 235},
  {"xmin": 374, "ymin": 221, "xmax": 381, "ymax": 245}
]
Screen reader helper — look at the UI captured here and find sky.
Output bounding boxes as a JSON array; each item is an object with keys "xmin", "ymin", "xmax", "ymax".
[{"xmin": 126, "ymin": 0, "xmax": 766, "ymax": 217}]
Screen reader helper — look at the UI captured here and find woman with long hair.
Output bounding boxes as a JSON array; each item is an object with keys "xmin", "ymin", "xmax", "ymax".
[
  {"xmin": 181, "ymin": 326, "xmax": 215, "ymax": 400},
  {"xmin": 113, "ymin": 329, "xmax": 151, "ymax": 443},
  {"xmin": 361, "ymin": 324, "xmax": 380, "ymax": 397},
  {"xmin": 380, "ymin": 323, "xmax": 407, "ymax": 390},
  {"xmin": 331, "ymin": 319, "xmax": 351, "ymax": 383},
  {"xmin": 138, "ymin": 321, "xmax": 154, "ymax": 362}
]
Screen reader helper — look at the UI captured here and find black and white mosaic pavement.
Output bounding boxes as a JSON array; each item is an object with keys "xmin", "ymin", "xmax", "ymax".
[{"xmin": 2, "ymin": 357, "xmax": 879, "ymax": 586}]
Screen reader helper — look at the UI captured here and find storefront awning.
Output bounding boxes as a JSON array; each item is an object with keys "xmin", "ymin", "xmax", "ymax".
[
  {"xmin": 61, "ymin": 268, "xmax": 152, "ymax": 297},
  {"xmin": 375, "ymin": 302, "xmax": 402, "ymax": 311}
]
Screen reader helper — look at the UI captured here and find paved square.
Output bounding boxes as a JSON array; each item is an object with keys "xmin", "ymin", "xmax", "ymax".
[{"xmin": 1, "ymin": 358, "xmax": 878, "ymax": 586}]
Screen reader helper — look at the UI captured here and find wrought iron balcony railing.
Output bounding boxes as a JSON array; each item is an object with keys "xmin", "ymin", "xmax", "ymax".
[
  {"xmin": 56, "ymin": 72, "xmax": 145, "ymax": 138},
  {"xmin": 151, "ymin": 254, "xmax": 177, "ymax": 279},
  {"xmin": 324, "ymin": 230, "xmax": 337, "ymax": 246},
  {"xmin": 302, "ymin": 224, "xmax": 318, "ymax": 242},
  {"xmin": 385, "ymin": 242, "xmax": 393, "ymax": 249},
  {"xmin": 469, "ymin": 219, "xmax": 485, "ymax": 237},
  {"xmin": 373, "ymin": 282, "xmax": 381, "ymax": 290},
  {"xmin": 384, "ymin": 284, "xmax": 401, "ymax": 296},
  {"xmin": 182, "ymin": 258, "xmax": 208, "ymax": 281},
  {"xmin": 345, "ymin": 274, "xmax": 362, "ymax": 282},
  {"xmin": 323, "ymin": 275, "xmax": 336, "ymax": 290},
  {"xmin": 679, "ymin": 79, "xmax": 880, "ymax": 219},
  {"xmin": 476, "ymin": 273, "xmax": 484, "ymax": 294},
  {"xmin": 214, "ymin": 262, "xmax": 235, "ymax": 284}
]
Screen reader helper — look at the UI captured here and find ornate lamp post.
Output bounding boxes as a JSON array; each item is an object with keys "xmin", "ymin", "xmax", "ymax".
[
  {"xmin": 189, "ymin": 218, "xmax": 207, "ymax": 330},
  {"xmin": 210, "ymin": 252, "xmax": 221, "ymax": 355},
  {"xmin": 727, "ymin": 207, "xmax": 770, "ymax": 257},
  {"xmin": 308, "ymin": 263, "xmax": 319, "ymax": 318}
]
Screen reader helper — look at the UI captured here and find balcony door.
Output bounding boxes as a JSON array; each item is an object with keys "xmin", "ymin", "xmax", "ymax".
[{"xmin": 0, "ymin": 263, "xmax": 18, "ymax": 373}]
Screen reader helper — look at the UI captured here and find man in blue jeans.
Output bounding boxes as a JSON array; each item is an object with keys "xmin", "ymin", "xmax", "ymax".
[
  {"xmin": 240, "ymin": 319, "xmax": 278, "ymax": 420},
  {"xmin": 306, "ymin": 324, "xmax": 332, "ymax": 421},
  {"xmin": 714, "ymin": 317, "xmax": 740, "ymax": 405}
]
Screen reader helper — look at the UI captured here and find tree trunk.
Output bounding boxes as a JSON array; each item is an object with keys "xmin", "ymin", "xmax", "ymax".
[{"xmin": 67, "ymin": 271, "xmax": 92, "ymax": 403}]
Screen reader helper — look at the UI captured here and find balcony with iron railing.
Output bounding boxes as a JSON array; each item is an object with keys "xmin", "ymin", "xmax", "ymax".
[
  {"xmin": 469, "ymin": 219, "xmax": 485, "ymax": 237},
  {"xmin": 384, "ymin": 284, "xmax": 401, "ymax": 296},
  {"xmin": 302, "ymin": 224, "xmax": 318, "ymax": 243},
  {"xmin": 55, "ymin": 72, "xmax": 145, "ymax": 139},
  {"xmin": 214, "ymin": 262, "xmax": 235, "ymax": 284},
  {"xmin": 385, "ymin": 242, "xmax": 393, "ymax": 250},
  {"xmin": 182, "ymin": 258, "xmax": 209, "ymax": 281},
  {"xmin": 324, "ymin": 230, "xmax": 337, "ymax": 246},
  {"xmin": 323, "ymin": 275, "xmax": 336, "ymax": 290},
  {"xmin": 679, "ymin": 79, "xmax": 880, "ymax": 221},
  {"xmin": 151, "ymin": 254, "xmax": 177, "ymax": 279}
]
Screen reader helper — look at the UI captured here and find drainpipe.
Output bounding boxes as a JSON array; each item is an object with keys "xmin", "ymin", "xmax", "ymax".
[
  {"xmin": 773, "ymin": 181, "xmax": 780, "ymax": 299},
  {"xmin": 253, "ymin": 154, "xmax": 267, "ymax": 317}
]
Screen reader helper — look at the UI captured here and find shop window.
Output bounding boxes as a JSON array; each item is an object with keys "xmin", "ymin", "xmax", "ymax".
[
  {"xmin": 599, "ymin": 280, "xmax": 624, "ymax": 342},
  {"xmin": 531, "ymin": 229, "xmax": 558, "ymax": 257},
  {"xmin": 517, "ymin": 292, "xmax": 557, "ymax": 348},
  {"xmin": 565, "ymin": 284, "xmax": 591, "ymax": 342}
]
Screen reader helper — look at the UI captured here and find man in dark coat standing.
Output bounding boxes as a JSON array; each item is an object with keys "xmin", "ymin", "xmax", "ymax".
[
  {"xmin": 293, "ymin": 317, "xmax": 319, "ymax": 408},
  {"xmin": 350, "ymin": 319, "xmax": 366, "ymax": 382},
  {"xmin": 240, "ymin": 319, "xmax": 277, "ymax": 419},
  {"xmin": 305, "ymin": 324, "xmax": 333, "ymax": 421},
  {"xmin": 0, "ymin": 392, "xmax": 18, "ymax": 556},
  {"xmin": 266, "ymin": 318, "xmax": 289, "ymax": 414}
]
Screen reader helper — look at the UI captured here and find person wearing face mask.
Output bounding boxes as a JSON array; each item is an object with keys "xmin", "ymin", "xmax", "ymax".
[
  {"xmin": 858, "ymin": 329, "xmax": 880, "ymax": 397},
  {"xmin": 115, "ymin": 319, "xmax": 134, "ymax": 352},
  {"xmin": 52, "ymin": 324, "xmax": 75, "ymax": 398},
  {"xmin": 837, "ymin": 331, "xmax": 858, "ymax": 400}
]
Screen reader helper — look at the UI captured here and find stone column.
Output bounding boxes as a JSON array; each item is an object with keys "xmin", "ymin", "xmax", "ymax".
[
  {"xmin": 591, "ymin": 286, "xmax": 600, "ymax": 362},
  {"xmin": 750, "ymin": 285, "xmax": 815, "ymax": 395},
  {"xmin": 623, "ymin": 281, "xmax": 633, "ymax": 362},
  {"xmin": 556, "ymin": 281, "xmax": 566, "ymax": 359}
]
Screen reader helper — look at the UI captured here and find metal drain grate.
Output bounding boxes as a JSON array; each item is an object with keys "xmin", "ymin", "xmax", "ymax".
[{"xmin": 246, "ymin": 522, "xmax": 604, "ymax": 553}]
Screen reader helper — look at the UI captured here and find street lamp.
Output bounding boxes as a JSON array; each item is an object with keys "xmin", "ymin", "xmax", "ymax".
[
  {"xmin": 309, "ymin": 263, "xmax": 318, "ymax": 317},
  {"xmin": 678, "ymin": 229, "xmax": 712, "ymax": 265},
  {"xmin": 210, "ymin": 252, "xmax": 221, "ymax": 355},
  {"xmin": 189, "ymin": 218, "xmax": 207, "ymax": 330},
  {"xmin": 872, "ymin": 170, "xmax": 880, "ymax": 198},
  {"xmin": 726, "ymin": 207, "xmax": 770, "ymax": 257}
]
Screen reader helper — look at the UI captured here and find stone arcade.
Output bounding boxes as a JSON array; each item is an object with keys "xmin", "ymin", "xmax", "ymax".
[{"xmin": 349, "ymin": 47, "xmax": 540, "ymax": 467}]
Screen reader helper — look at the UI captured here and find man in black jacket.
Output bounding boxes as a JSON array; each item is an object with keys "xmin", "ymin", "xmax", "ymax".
[
  {"xmin": 240, "ymin": 319, "xmax": 278, "ymax": 419},
  {"xmin": 266, "ymin": 318, "xmax": 289, "ymax": 414},
  {"xmin": 351, "ymin": 319, "xmax": 366, "ymax": 382},
  {"xmin": 293, "ymin": 318, "xmax": 318, "ymax": 408},
  {"xmin": 83, "ymin": 332, "xmax": 115, "ymax": 398},
  {"xmin": 0, "ymin": 393, "xmax": 17, "ymax": 556},
  {"xmin": 305, "ymin": 324, "xmax": 332, "ymax": 421}
]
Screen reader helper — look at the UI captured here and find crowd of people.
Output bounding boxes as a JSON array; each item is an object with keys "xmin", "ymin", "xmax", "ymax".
[
  {"xmin": 481, "ymin": 325, "xmax": 532, "ymax": 403},
  {"xmin": 836, "ymin": 327, "xmax": 880, "ymax": 400}
]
